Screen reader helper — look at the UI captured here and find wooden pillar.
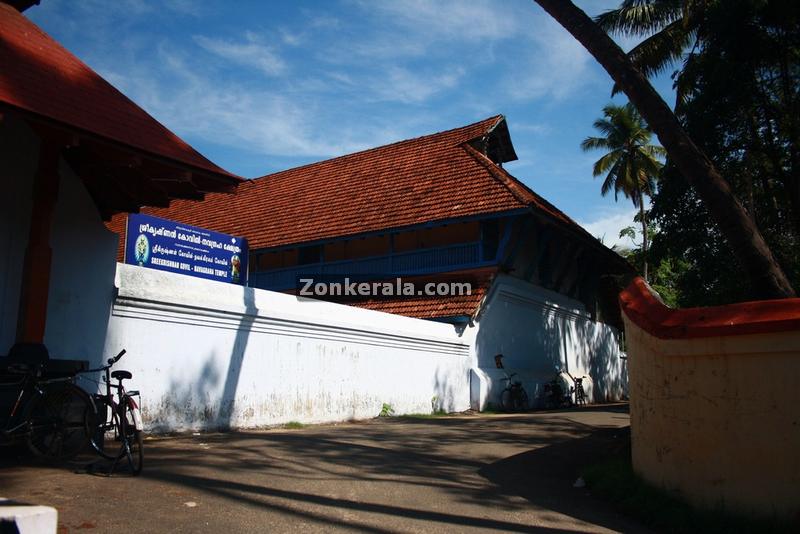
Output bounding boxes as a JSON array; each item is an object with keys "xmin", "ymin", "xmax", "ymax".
[{"xmin": 16, "ymin": 141, "xmax": 61, "ymax": 344}]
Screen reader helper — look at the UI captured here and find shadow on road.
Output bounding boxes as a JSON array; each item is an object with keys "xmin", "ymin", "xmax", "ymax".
[
  {"xmin": 1, "ymin": 407, "xmax": 646, "ymax": 532},
  {"xmin": 480, "ymin": 426, "xmax": 635, "ymax": 531}
]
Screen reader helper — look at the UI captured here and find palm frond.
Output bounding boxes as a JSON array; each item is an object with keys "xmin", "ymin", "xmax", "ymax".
[
  {"xmin": 610, "ymin": 19, "xmax": 696, "ymax": 96},
  {"xmin": 585, "ymin": 100, "xmax": 663, "ymax": 208},
  {"xmin": 581, "ymin": 136, "xmax": 614, "ymax": 152},
  {"xmin": 600, "ymin": 160, "xmax": 624, "ymax": 198},
  {"xmin": 628, "ymin": 20, "xmax": 696, "ymax": 79},
  {"xmin": 641, "ymin": 144, "xmax": 668, "ymax": 159},
  {"xmin": 595, "ymin": 0, "xmax": 682, "ymax": 37},
  {"xmin": 592, "ymin": 150, "xmax": 622, "ymax": 176}
]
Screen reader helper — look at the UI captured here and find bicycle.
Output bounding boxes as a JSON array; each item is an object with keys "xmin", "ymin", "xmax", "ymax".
[
  {"xmin": 0, "ymin": 343, "xmax": 94, "ymax": 461},
  {"xmin": 494, "ymin": 354, "xmax": 528, "ymax": 412},
  {"xmin": 542, "ymin": 372, "xmax": 572, "ymax": 409},
  {"xmin": 571, "ymin": 375, "xmax": 587, "ymax": 406},
  {"xmin": 78, "ymin": 349, "xmax": 143, "ymax": 475}
]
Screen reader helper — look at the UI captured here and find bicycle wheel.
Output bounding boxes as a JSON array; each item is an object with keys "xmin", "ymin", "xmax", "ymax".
[
  {"xmin": 515, "ymin": 388, "xmax": 529, "ymax": 411},
  {"xmin": 500, "ymin": 388, "xmax": 514, "ymax": 412},
  {"xmin": 120, "ymin": 400, "xmax": 143, "ymax": 475},
  {"xmin": 26, "ymin": 383, "xmax": 93, "ymax": 461},
  {"xmin": 90, "ymin": 395, "xmax": 125, "ymax": 461}
]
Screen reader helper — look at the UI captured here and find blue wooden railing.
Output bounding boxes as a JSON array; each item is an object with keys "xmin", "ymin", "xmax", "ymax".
[{"xmin": 249, "ymin": 241, "xmax": 485, "ymax": 291}]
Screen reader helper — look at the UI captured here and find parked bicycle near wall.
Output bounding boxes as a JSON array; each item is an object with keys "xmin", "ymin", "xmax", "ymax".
[
  {"xmin": 542, "ymin": 370, "xmax": 589, "ymax": 408},
  {"xmin": 494, "ymin": 354, "xmax": 529, "ymax": 412},
  {"xmin": 543, "ymin": 371, "xmax": 572, "ymax": 409},
  {"xmin": 568, "ymin": 373, "xmax": 587, "ymax": 406},
  {"xmin": 78, "ymin": 349, "xmax": 143, "ymax": 475},
  {"xmin": 0, "ymin": 344, "xmax": 94, "ymax": 461}
]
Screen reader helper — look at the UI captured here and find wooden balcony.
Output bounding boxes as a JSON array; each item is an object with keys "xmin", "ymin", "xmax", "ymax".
[{"xmin": 250, "ymin": 241, "xmax": 487, "ymax": 291}]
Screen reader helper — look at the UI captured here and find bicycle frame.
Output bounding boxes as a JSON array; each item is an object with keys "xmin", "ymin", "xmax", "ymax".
[
  {"xmin": 91, "ymin": 367, "xmax": 142, "ymax": 431},
  {"xmin": 77, "ymin": 349, "xmax": 143, "ymax": 475},
  {"xmin": 1, "ymin": 366, "xmax": 78, "ymax": 439},
  {"xmin": 81, "ymin": 350, "xmax": 142, "ymax": 430}
]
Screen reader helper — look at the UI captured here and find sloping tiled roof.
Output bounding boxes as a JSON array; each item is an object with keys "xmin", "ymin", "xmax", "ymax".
[
  {"xmin": 108, "ymin": 115, "xmax": 590, "ymax": 251},
  {"xmin": 0, "ymin": 3, "xmax": 239, "ymax": 181},
  {"xmin": 351, "ymin": 268, "xmax": 495, "ymax": 320}
]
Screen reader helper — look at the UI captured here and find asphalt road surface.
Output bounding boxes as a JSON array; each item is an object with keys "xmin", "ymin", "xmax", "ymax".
[{"xmin": 1, "ymin": 405, "xmax": 649, "ymax": 533}]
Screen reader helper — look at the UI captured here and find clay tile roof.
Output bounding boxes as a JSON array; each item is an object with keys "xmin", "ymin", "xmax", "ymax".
[
  {"xmin": 351, "ymin": 268, "xmax": 495, "ymax": 320},
  {"xmin": 109, "ymin": 114, "xmax": 593, "ymax": 251},
  {"xmin": 0, "ymin": 3, "xmax": 239, "ymax": 181}
]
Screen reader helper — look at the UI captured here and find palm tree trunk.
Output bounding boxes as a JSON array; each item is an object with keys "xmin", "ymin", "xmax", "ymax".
[
  {"xmin": 640, "ymin": 200, "xmax": 648, "ymax": 283},
  {"xmin": 534, "ymin": 0, "xmax": 796, "ymax": 299}
]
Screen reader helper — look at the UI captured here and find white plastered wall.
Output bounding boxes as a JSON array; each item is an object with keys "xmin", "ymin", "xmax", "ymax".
[
  {"xmin": 102, "ymin": 265, "xmax": 472, "ymax": 430},
  {"xmin": 468, "ymin": 274, "xmax": 627, "ymax": 410}
]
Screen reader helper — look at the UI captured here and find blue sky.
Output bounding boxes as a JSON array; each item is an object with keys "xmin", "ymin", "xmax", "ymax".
[{"xmin": 27, "ymin": 0, "xmax": 674, "ymax": 248}]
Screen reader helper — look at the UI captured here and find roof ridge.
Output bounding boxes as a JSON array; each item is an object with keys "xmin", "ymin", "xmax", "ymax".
[
  {"xmin": 461, "ymin": 143, "xmax": 535, "ymax": 207},
  {"xmin": 462, "ymin": 143, "xmax": 600, "ymax": 238},
  {"xmin": 253, "ymin": 114, "xmax": 504, "ymax": 181},
  {"xmin": 462, "ymin": 144, "xmax": 632, "ymax": 267}
]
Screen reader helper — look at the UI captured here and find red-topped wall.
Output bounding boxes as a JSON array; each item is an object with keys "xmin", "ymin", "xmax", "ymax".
[{"xmin": 620, "ymin": 277, "xmax": 800, "ymax": 520}]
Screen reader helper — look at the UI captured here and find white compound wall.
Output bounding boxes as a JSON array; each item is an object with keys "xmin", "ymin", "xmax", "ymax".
[{"xmin": 99, "ymin": 264, "xmax": 471, "ymax": 431}]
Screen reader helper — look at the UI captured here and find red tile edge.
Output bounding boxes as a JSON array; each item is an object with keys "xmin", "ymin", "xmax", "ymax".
[{"xmin": 619, "ymin": 277, "xmax": 800, "ymax": 339}]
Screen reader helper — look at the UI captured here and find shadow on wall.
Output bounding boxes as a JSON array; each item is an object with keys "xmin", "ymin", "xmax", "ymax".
[
  {"xmin": 475, "ymin": 291, "xmax": 627, "ymax": 407},
  {"xmin": 432, "ymin": 366, "xmax": 459, "ymax": 413},
  {"xmin": 564, "ymin": 309, "xmax": 627, "ymax": 402},
  {"xmin": 153, "ymin": 288, "xmax": 257, "ymax": 431},
  {"xmin": 42, "ymin": 156, "xmax": 118, "ymax": 379},
  {"xmin": 152, "ymin": 352, "xmax": 222, "ymax": 431},
  {"xmin": 1, "ymin": 117, "xmax": 118, "ymax": 372},
  {"xmin": 219, "ymin": 287, "xmax": 257, "ymax": 429}
]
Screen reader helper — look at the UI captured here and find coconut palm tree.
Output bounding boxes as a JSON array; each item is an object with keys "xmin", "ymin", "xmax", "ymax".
[
  {"xmin": 595, "ymin": 0, "xmax": 705, "ymax": 104},
  {"xmin": 582, "ymin": 103, "xmax": 665, "ymax": 281},
  {"xmin": 534, "ymin": 0, "xmax": 796, "ymax": 299}
]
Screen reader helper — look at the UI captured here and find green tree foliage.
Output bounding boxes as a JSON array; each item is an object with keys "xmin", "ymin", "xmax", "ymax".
[
  {"xmin": 582, "ymin": 103, "xmax": 665, "ymax": 281},
  {"xmin": 618, "ymin": 223, "xmax": 687, "ymax": 307},
  {"xmin": 599, "ymin": 0, "xmax": 800, "ymax": 305},
  {"xmin": 596, "ymin": 0, "xmax": 705, "ymax": 104}
]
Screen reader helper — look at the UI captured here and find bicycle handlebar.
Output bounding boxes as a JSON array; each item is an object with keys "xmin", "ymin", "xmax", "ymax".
[
  {"xmin": 108, "ymin": 349, "xmax": 126, "ymax": 365},
  {"xmin": 82, "ymin": 349, "xmax": 127, "ymax": 374}
]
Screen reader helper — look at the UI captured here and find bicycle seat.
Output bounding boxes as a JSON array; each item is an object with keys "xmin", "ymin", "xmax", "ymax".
[{"xmin": 111, "ymin": 370, "xmax": 132, "ymax": 381}]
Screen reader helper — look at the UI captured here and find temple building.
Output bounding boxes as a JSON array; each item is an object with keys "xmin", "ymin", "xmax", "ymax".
[{"xmin": 109, "ymin": 116, "xmax": 631, "ymax": 407}]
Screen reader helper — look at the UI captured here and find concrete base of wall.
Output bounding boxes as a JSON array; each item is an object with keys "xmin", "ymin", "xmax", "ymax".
[{"xmin": 0, "ymin": 499, "xmax": 57, "ymax": 534}]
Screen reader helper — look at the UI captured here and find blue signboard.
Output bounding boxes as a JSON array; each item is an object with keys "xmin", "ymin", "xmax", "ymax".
[{"xmin": 125, "ymin": 213, "xmax": 248, "ymax": 285}]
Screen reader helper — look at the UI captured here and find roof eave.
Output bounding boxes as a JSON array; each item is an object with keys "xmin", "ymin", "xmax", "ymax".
[
  {"xmin": 484, "ymin": 116, "xmax": 518, "ymax": 164},
  {"xmin": 2, "ymin": 0, "xmax": 39, "ymax": 12}
]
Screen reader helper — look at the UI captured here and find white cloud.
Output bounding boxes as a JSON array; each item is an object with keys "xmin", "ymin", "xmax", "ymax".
[
  {"xmin": 336, "ymin": 0, "xmax": 528, "ymax": 63},
  {"xmin": 100, "ymin": 47, "xmax": 409, "ymax": 164},
  {"xmin": 279, "ymin": 28, "xmax": 303, "ymax": 46},
  {"xmin": 163, "ymin": 0, "xmax": 207, "ymax": 17},
  {"xmin": 577, "ymin": 207, "xmax": 639, "ymax": 249},
  {"xmin": 368, "ymin": 66, "xmax": 465, "ymax": 104},
  {"xmin": 193, "ymin": 32, "xmax": 286, "ymax": 76},
  {"xmin": 510, "ymin": 122, "xmax": 550, "ymax": 135},
  {"xmin": 506, "ymin": 15, "xmax": 598, "ymax": 102},
  {"xmin": 30, "ymin": 0, "xmax": 648, "ymax": 177},
  {"xmin": 355, "ymin": 0, "xmax": 523, "ymax": 42}
]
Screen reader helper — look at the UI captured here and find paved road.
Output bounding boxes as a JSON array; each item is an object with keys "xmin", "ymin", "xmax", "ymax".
[{"xmin": 1, "ymin": 405, "xmax": 648, "ymax": 533}]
